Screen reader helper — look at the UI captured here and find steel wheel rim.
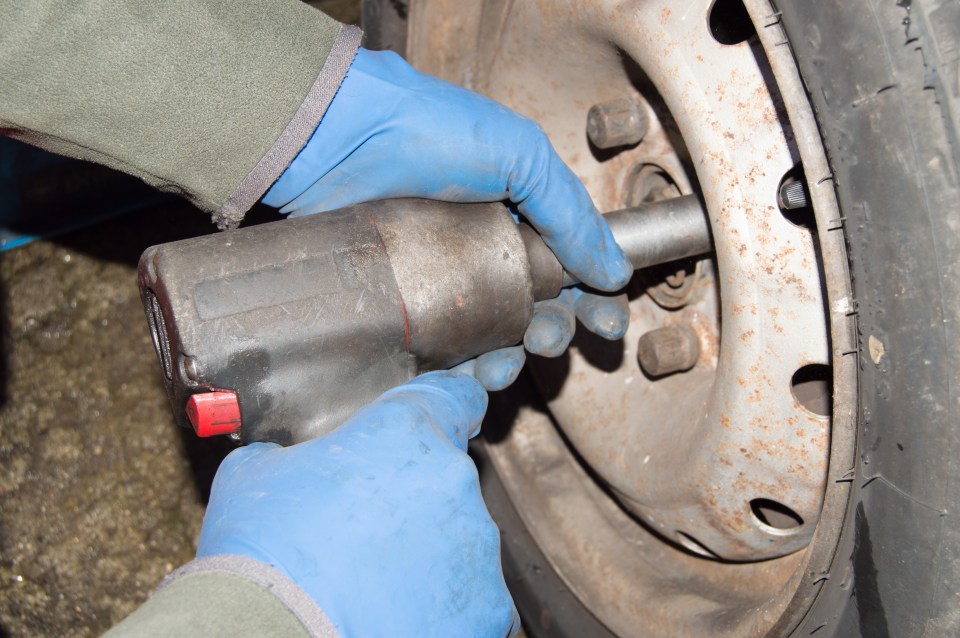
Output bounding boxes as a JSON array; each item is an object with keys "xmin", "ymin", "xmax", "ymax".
[{"xmin": 407, "ymin": 0, "xmax": 858, "ymax": 634}]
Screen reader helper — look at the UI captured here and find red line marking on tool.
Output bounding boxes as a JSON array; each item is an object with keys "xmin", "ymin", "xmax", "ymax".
[{"xmin": 367, "ymin": 212, "xmax": 411, "ymax": 350}]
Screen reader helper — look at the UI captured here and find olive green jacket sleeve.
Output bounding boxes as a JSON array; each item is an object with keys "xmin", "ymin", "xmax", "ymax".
[
  {"xmin": 0, "ymin": 1, "xmax": 362, "ymax": 228},
  {"xmin": 104, "ymin": 555, "xmax": 341, "ymax": 638}
]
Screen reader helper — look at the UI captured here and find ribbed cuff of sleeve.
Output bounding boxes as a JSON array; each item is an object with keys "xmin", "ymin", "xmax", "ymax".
[
  {"xmin": 160, "ymin": 554, "xmax": 340, "ymax": 638},
  {"xmin": 213, "ymin": 24, "xmax": 362, "ymax": 229}
]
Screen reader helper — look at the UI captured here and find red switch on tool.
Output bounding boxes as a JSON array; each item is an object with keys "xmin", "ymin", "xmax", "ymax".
[{"xmin": 185, "ymin": 391, "xmax": 241, "ymax": 437}]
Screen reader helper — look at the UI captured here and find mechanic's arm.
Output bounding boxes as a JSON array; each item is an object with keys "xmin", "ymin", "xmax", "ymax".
[
  {"xmin": 2, "ymin": 3, "xmax": 632, "ymax": 376},
  {"xmin": 1, "ymin": 0, "xmax": 356, "ymax": 228},
  {"xmin": 1, "ymin": 2, "xmax": 627, "ymax": 281},
  {"xmin": 106, "ymin": 372, "xmax": 518, "ymax": 638}
]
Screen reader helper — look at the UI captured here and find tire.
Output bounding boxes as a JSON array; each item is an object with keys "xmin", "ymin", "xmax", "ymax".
[
  {"xmin": 775, "ymin": 1, "xmax": 960, "ymax": 635},
  {"xmin": 382, "ymin": 0, "xmax": 960, "ymax": 634}
]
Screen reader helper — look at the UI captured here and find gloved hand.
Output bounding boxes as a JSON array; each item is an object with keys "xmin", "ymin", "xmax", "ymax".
[
  {"xmin": 263, "ymin": 48, "xmax": 632, "ymax": 388},
  {"xmin": 457, "ymin": 288, "xmax": 630, "ymax": 390},
  {"xmin": 197, "ymin": 371, "xmax": 519, "ymax": 638}
]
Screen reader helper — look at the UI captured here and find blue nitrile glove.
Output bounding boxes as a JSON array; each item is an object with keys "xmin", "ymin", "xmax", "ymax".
[
  {"xmin": 524, "ymin": 288, "xmax": 630, "ymax": 357},
  {"xmin": 197, "ymin": 371, "xmax": 519, "ymax": 638},
  {"xmin": 263, "ymin": 48, "xmax": 632, "ymax": 389},
  {"xmin": 455, "ymin": 288, "xmax": 630, "ymax": 389}
]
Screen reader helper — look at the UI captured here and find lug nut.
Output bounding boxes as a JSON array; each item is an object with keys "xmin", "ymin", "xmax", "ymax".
[
  {"xmin": 637, "ymin": 324, "xmax": 700, "ymax": 377},
  {"xmin": 586, "ymin": 98, "xmax": 648, "ymax": 149},
  {"xmin": 778, "ymin": 180, "xmax": 810, "ymax": 210}
]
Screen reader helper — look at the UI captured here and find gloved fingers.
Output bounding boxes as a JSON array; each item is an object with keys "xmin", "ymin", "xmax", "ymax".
[
  {"xmin": 523, "ymin": 298, "xmax": 576, "ymax": 358},
  {"xmin": 364, "ymin": 370, "xmax": 488, "ymax": 451},
  {"xmin": 451, "ymin": 357, "xmax": 477, "ymax": 378},
  {"xmin": 211, "ymin": 441, "xmax": 281, "ymax": 483},
  {"xmin": 566, "ymin": 288, "xmax": 631, "ymax": 341},
  {"xmin": 509, "ymin": 609, "xmax": 522, "ymax": 638},
  {"xmin": 522, "ymin": 289, "xmax": 629, "ymax": 359},
  {"xmin": 196, "ymin": 441, "xmax": 284, "ymax": 558},
  {"xmin": 452, "ymin": 347, "xmax": 526, "ymax": 392},
  {"xmin": 263, "ymin": 47, "xmax": 631, "ymax": 293},
  {"xmin": 473, "ymin": 345, "xmax": 526, "ymax": 391},
  {"xmin": 506, "ymin": 123, "xmax": 632, "ymax": 293}
]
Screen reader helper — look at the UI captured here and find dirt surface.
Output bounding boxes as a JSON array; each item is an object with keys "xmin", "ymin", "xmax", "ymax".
[
  {"xmin": 0, "ymin": 3, "xmax": 359, "ymax": 636},
  {"xmin": 0, "ymin": 203, "xmax": 236, "ymax": 636}
]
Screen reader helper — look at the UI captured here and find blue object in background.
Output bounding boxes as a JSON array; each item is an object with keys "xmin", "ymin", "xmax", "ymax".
[{"xmin": 0, "ymin": 137, "xmax": 170, "ymax": 251}]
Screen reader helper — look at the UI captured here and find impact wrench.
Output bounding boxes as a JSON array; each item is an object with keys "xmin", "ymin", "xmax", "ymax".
[{"xmin": 138, "ymin": 195, "xmax": 711, "ymax": 444}]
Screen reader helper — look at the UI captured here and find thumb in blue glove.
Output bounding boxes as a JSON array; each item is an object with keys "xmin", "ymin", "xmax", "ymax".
[{"xmin": 197, "ymin": 371, "xmax": 519, "ymax": 637}]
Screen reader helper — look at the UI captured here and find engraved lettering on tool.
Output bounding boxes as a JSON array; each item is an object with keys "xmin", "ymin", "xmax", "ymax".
[{"xmin": 194, "ymin": 255, "xmax": 342, "ymax": 320}]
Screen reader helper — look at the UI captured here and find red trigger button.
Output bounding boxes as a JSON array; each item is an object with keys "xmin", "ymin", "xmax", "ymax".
[{"xmin": 185, "ymin": 391, "xmax": 241, "ymax": 437}]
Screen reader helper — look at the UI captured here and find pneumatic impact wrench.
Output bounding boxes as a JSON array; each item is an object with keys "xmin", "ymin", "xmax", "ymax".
[{"xmin": 138, "ymin": 196, "xmax": 710, "ymax": 445}]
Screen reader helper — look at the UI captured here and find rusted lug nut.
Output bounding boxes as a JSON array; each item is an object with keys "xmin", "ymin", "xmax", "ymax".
[
  {"xmin": 637, "ymin": 324, "xmax": 701, "ymax": 377},
  {"xmin": 586, "ymin": 98, "xmax": 648, "ymax": 149}
]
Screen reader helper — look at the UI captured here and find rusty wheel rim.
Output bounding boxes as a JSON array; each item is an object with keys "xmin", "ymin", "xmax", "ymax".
[{"xmin": 408, "ymin": 0, "xmax": 858, "ymax": 634}]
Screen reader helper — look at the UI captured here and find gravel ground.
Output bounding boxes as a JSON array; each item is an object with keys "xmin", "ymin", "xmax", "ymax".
[{"xmin": 0, "ymin": 3, "xmax": 360, "ymax": 636}]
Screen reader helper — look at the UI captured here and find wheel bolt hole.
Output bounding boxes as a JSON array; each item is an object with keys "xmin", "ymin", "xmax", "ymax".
[
  {"xmin": 749, "ymin": 498, "xmax": 804, "ymax": 531},
  {"xmin": 791, "ymin": 363, "xmax": 832, "ymax": 417},
  {"xmin": 708, "ymin": 0, "xmax": 756, "ymax": 46}
]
